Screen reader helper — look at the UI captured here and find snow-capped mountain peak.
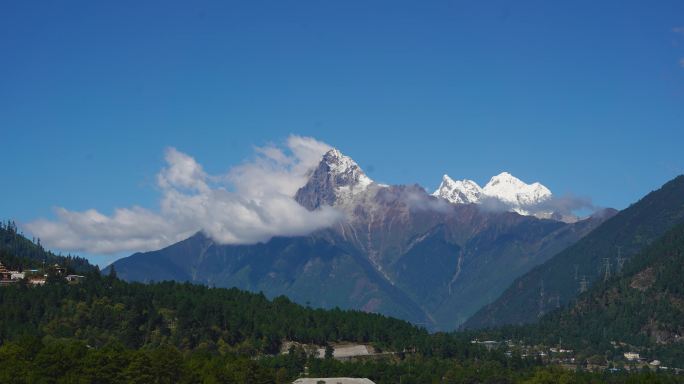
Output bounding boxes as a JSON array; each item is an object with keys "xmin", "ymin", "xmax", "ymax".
[
  {"xmin": 295, "ymin": 148, "xmax": 373, "ymax": 210},
  {"xmin": 484, "ymin": 172, "xmax": 525, "ymax": 189},
  {"xmin": 433, "ymin": 174, "xmax": 483, "ymax": 204},
  {"xmin": 433, "ymin": 171, "xmax": 553, "ymax": 217},
  {"xmin": 321, "ymin": 148, "xmax": 373, "ymax": 189},
  {"xmin": 483, "ymin": 172, "xmax": 552, "ymax": 207},
  {"xmin": 296, "ymin": 148, "xmax": 557, "ymax": 220}
]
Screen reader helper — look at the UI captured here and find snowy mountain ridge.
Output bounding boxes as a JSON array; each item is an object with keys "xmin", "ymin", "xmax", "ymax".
[
  {"xmin": 297, "ymin": 148, "xmax": 560, "ymax": 220},
  {"xmin": 433, "ymin": 172, "xmax": 553, "ymax": 217}
]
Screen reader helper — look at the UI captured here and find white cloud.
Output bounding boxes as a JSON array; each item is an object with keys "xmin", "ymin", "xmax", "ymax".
[{"xmin": 26, "ymin": 135, "xmax": 342, "ymax": 255}]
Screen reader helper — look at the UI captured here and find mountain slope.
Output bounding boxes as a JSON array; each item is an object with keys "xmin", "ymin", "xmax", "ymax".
[
  {"xmin": 527, "ymin": 222, "xmax": 684, "ymax": 365},
  {"xmin": 114, "ymin": 231, "xmax": 435, "ymax": 325},
  {"xmin": 464, "ymin": 175, "xmax": 684, "ymax": 329},
  {"xmin": 113, "ymin": 191, "xmax": 606, "ymax": 330},
  {"xmin": 111, "ymin": 149, "xmax": 611, "ymax": 330}
]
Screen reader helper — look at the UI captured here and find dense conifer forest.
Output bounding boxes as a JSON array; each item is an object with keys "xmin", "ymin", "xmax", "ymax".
[{"xmin": 2, "ymin": 224, "xmax": 684, "ymax": 383}]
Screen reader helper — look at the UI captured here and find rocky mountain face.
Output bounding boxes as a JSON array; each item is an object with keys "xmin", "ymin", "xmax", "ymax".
[
  {"xmin": 111, "ymin": 149, "xmax": 611, "ymax": 330},
  {"xmin": 433, "ymin": 176, "xmax": 484, "ymax": 205},
  {"xmin": 463, "ymin": 175, "xmax": 684, "ymax": 330},
  {"xmin": 295, "ymin": 148, "xmax": 373, "ymax": 210}
]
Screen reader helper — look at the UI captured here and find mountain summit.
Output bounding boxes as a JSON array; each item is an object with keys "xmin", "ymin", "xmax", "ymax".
[
  {"xmin": 483, "ymin": 172, "xmax": 552, "ymax": 208},
  {"xmin": 433, "ymin": 172, "xmax": 552, "ymax": 217},
  {"xmin": 295, "ymin": 148, "xmax": 373, "ymax": 210},
  {"xmin": 433, "ymin": 175, "xmax": 484, "ymax": 204},
  {"xmin": 299, "ymin": 150, "xmax": 555, "ymax": 219}
]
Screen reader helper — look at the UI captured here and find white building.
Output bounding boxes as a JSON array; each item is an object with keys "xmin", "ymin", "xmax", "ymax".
[{"xmin": 624, "ymin": 352, "xmax": 640, "ymax": 361}]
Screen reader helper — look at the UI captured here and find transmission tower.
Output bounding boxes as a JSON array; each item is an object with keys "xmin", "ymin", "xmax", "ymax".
[
  {"xmin": 538, "ymin": 280, "xmax": 546, "ymax": 318},
  {"xmin": 603, "ymin": 258, "xmax": 611, "ymax": 282},
  {"xmin": 616, "ymin": 246, "xmax": 625, "ymax": 275},
  {"xmin": 579, "ymin": 275, "xmax": 588, "ymax": 293}
]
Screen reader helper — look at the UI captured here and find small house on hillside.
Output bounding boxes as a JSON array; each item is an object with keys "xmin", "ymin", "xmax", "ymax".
[
  {"xmin": 0, "ymin": 262, "xmax": 23, "ymax": 285},
  {"xmin": 624, "ymin": 352, "xmax": 640, "ymax": 361},
  {"xmin": 28, "ymin": 276, "xmax": 46, "ymax": 286},
  {"xmin": 48, "ymin": 263, "xmax": 66, "ymax": 276},
  {"xmin": 66, "ymin": 274, "xmax": 85, "ymax": 283},
  {"xmin": 0, "ymin": 262, "xmax": 11, "ymax": 280}
]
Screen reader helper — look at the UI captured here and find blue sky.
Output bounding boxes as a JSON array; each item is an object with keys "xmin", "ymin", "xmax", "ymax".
[{"xmin": 2, "ymin": 1, "xmax": 684, "ymax": 263}]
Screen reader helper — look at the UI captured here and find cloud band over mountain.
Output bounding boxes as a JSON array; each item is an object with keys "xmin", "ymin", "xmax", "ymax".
[
  {"xmin": 25, "ymin": 134, "xmax": 598, "ymax": 256},
  {"xmin": 26, "ymin": 135, "xmax": 342, "ymax": 254}
]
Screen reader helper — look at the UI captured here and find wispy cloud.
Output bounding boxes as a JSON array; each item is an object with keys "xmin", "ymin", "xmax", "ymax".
[
  {"xmin": 478, "ymin": 194, "xmax": 595, "ymax": 216},
  {"xmin": 26, "ymin": 135, "xmax": 342, "ymax": 255},
  {"xmin": 532, "ymin": 194, "xmax": 595, "ymax": 216}
]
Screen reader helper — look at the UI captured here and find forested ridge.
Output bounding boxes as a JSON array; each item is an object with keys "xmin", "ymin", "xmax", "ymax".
[
  {"xmin": 534, "ymin": 221, "xmax": 684, "ymax": 365},
  {"xmin": 1, "ymin": 225, "xmax": 684, "ymax": 383},
  {"xmin": 0, "ymin": 221, "xmax": 94, "ymax": 274},
  {"xmin": 475, "ymin": 222, "xmax": 684, "ymax": 367},
  {"xmin": 0, "ymin": 271, "xmax": 431, "ymax": 353},
  {"xmin": 465, "ymin": 175, "xmax": 684, "ymax": 329}
]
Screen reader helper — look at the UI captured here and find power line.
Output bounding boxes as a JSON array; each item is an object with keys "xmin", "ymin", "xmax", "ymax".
[
  {"xmin": 616, "ymin": 246, "xmax": 625, "ymax": 275},
  {"xmin": 603, "ymin": 258, "xmax": 611, "ymax": 282},
  {"xmin": 538, "ymin": 279, "xmax": 545, "ymax": 318}
]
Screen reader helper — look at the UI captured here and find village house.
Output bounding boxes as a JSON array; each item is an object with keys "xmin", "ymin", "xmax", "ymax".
[
  {"xmin": 11, "ymin": 271, "xmax": 25, "ymax": 280},
  {"xmin": 66, "ymin": 274, "xmax": 85, "ymax": 283},
  {"xmin": 0, "ymin": 262, "xmax": 79, "ymax": 286},
  {"xmin": 0, "ymin": 262, "xmax": 24, "ymax": 286},
  {"xmin": 624, "ymin": 352, "xmax": 640, "ymax": 361},
  {"xmin": 28, "ymin": 276, "xmax": 47, "ymax": 285},
  {"xmin": 471, "ymin": 339, "xmax": 500, "ymax": 351},
  {"xmin": 48, "ymin": 263, "xmax": 66, "ymax": 276}
]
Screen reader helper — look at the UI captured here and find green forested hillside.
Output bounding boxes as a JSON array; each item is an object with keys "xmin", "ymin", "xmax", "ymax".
[
  {"xmin": 473, "ymin": 222, "xmax": 684, "ymax": 367},
  {"xmin": 465, "ymin": 175, "xmax": 684, "ymax": 329},
  {"xmin": 0, "ymin": 221, "xmax": 94, "ymax": 273},
  {"xmin": 0, "ymin": 271, "xmax": 428, "ymax": 353},
  {"xmin": 3, "ymin": 230, "xmax": 682, "ymax": 383},
  {"xmin": 531, "ymin": 221, "xmax": 684, "ymax": 365}
]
